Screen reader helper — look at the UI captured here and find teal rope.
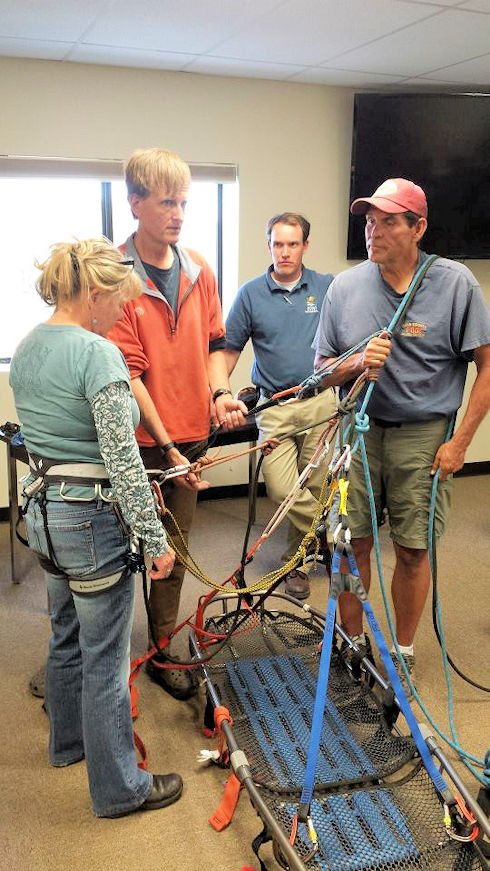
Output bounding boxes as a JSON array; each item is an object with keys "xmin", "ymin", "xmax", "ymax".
[
  {"xmin": 427, "ymin": 437, "xmax": 490, "ymax": 787},
  {"xmin": 355, "ymin": 414, "xmax": 490, "ymax": 787},
  {"xmin": 340, "ymin": 255, "xmax": 439, "ymax": 456}
]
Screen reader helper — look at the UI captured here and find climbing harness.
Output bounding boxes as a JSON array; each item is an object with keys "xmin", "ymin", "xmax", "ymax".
[{"xmin": 20, "ymin": 453, "xmax": 132, "ymax": 594}]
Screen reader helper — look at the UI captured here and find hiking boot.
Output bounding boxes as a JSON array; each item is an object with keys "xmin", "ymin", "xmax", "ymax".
[
  {"xmin": 392, "ymin": 651, "xmax": 416, "ymax": 698},
  {"xmin": 284, "ymin": 569, "xmax": 310, "ymax": 600},
  {"xmin": 339, "ymin": 633, "xmax": 375, "ymax": 685},
  {"xmin": 109, "ymin": 773, "xmax": 184, "ymax": 817},
  {"xmin": 145, "ymin": 653, "xmax": 198, "ymax": 701},
  {"xmin": 140, "ymin": 773, "xmax": 183, "ymax": 811}
]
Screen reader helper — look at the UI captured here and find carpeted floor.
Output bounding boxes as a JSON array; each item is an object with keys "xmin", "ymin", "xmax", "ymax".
[{"xmin": 0, "ymin": 479, "xmax": 488, "ymax": 870}]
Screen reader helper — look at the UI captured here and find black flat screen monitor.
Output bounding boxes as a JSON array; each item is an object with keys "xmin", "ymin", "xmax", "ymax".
[{"xmin": 347, "ymin": 93, "xmax": 490, "ymax": 260}]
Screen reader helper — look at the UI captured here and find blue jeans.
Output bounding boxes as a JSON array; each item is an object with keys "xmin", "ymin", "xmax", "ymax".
[{"xmin": 25, "ymin": 498, "xmax": 152, "ymax": 817}]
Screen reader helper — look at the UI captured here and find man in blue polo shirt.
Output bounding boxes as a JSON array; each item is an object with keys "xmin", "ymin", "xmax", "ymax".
[{"xmin": 224, "ymin": 213, "xmax": 336, "ymax": 599}]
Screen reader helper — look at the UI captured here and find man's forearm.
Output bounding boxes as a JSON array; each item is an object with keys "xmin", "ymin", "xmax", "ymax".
[
  {"xmin": 450, "ymin": 346, "xmax": 490, "ymax": 450},
  {"xmin": 222, "ymin": 347, "xmax": 241, "ymax": 377},
  {"xmin": 314, "ymin": 351, "xmax": 366, "ymax": 387},
  {"xmin": 207, "ymin": 349, "xmax": 234, "ymax": 393},
  {"xmin": 131, "ymin": 376, "xmax": 172, "ymax": 447}
]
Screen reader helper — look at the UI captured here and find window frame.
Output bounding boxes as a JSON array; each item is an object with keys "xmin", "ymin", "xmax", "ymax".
[{"xmin": 0, "ymin": 156, "xmax": 238, "ymax": 362}]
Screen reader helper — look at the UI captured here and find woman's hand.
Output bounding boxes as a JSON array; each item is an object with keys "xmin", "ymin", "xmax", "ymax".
[
  {"xmin": 165, "ymin": 446, "xmax": 210, "ymax": 491},
  {"xmin": 150, "ymin": 547, "xmax": 176, "ymax": 580}
]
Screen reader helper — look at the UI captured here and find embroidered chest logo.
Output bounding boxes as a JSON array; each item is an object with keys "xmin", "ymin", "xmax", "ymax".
[
  {"xmin": 400, "ymin": 320, "xmax": 427, "ymax": 338},
  {"xmin": 134, "ymin": 306, "xmax": 145, "ymax": 317},
  {"xmin": 305, "ymin": 295, "xmax": 319, "ymax": 314}
]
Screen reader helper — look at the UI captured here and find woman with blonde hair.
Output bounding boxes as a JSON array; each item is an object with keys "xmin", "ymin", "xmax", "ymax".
[{"xmin": 10, "ymin": 238, "xmax": 183, "ymax": 817}]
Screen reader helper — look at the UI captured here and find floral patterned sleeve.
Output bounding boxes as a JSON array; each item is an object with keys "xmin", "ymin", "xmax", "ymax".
[{"xmin": 91, "ymin": 381, "xmax": 168, "ymax": 558}]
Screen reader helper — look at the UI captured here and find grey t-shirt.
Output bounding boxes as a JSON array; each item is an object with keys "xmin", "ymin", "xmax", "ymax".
[
  {"xmin": 314, "ymin": 252, "xmax": 490, "ymax": 421},
  {"xmin": 142, "ymin": 249, "xmax": 180, "ymax": 319}
]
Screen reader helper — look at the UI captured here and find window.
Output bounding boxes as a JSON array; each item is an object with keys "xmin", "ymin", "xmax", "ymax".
[{"xmin": 0, "ymin": 159, "xmax": 238, "ymax": 361}]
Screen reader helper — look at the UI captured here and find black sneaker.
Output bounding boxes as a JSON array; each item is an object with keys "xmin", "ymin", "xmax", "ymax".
[{"xmin": 145, "ymin": 654, "xmax": 198, "ymax": 701}]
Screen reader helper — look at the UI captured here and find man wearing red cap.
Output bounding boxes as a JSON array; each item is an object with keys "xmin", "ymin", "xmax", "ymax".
[{"xmin": 314, "ymin": 178, "xmax": 490, "ymax": 692}]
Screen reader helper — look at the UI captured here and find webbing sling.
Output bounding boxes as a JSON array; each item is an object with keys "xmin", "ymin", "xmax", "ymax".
[
  {"xmin": 362, "ymin": 599, "xmax": 451, "ymax": 799},
  {"xmin": 298, "ymin": 546, "xmax": 453, "ymax": 839}
]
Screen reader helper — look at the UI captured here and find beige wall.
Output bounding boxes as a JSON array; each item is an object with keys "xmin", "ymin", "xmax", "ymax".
[{"xmin": 0, "ymin": 58, "xmax": 488, "ymax": 503}]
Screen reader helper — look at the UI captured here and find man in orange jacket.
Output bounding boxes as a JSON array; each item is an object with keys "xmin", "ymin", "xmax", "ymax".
[{"xmin": 108, "ymin": 147, "xmax": 247, "ymax": 699}]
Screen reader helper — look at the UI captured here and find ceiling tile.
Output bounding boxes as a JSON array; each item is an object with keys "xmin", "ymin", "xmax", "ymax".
[
  {"xmin": 183, "ymin": 54, "xmax": 305, "ymax": 80},
  {"xmin": 207, "ymin": 0, "xmax": 437, "ymax": 66},
  {"xmin": 399, "ymin": 0, "xmax": 469, "ymax": 6},
  {"xmin": 83, "ymin": 0, "xmax": 282, "ymax": 53},
  {"xmin": 68, "ymin": 43, "xmax": 195, "ymax": 70},
  {"xmin": 0, "ymin": 0, "xmax": 107, "ymax": 40},
  {"xmin": 417, "ymin": 52, "xmax": 490, "ymax": 83},
  {"xmin": 458, "ymin": 0, "xmax": 490, "ymax": 10},
  {"xmin": 290, "ymin": 67, "xmax": 405, "ymax": 86},
  {"xmin": 0, "ymin": 36, "xmax": 69, "ymax": 60},
  {"xmin": 326, "ymin": 8, "xmax": 490, "ymax": 77},
  {"xmin": 399, "ymin": 76, "xmax": 473, "ymax": 86}
]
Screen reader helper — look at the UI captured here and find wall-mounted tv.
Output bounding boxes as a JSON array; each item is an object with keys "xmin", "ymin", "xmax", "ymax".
[{"xmin": 347, "ymin": 93, "xmax": 490, "ymax": 261}]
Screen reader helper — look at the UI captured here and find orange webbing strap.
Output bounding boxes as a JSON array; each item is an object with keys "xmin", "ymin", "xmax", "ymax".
[
  {"xmin": 130, "ymin": 683, "xmax": 139, "ymax": 720},
  {"xmin": 215, "ymin": 705, "xmax": 232, "ymax": 759},
  {"xmin": 208, "ymin": 704, "xmax": 243, "ymax": 830},
  {"xmin": 134, "ymin": 729, "xmax": 149, "ymax": 770},
  {"xmin": 209, "ymin": 772, "xmax": 242, "ymax": 831}
]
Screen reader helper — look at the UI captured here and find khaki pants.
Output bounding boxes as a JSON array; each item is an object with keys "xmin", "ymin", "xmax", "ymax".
[
  {"xmin": 257, "ymin": 389, "xmax": 336, "ymax": 567},
  {"xmin": 140, "ymin": 445, "xmax": 198, "ymax": 647}
]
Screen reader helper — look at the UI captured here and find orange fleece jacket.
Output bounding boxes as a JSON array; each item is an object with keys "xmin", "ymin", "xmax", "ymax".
[{"xmin": 107, "ymin": 237, "xmax": 226, "ymax": 446}]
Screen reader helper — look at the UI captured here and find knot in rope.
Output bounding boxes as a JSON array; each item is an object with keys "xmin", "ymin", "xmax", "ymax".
[
  {"xmin": 355, "ymin": 412, "xmax": 370, "ymax": 433},
  {"xmin": 337, "ymin": 395, "xmax": 357, "ymax": 417}
]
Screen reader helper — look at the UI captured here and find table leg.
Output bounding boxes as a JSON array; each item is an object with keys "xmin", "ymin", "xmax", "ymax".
[{"xmin": 7, "ymin": 442, "xmax": 21, "ymax": 584}]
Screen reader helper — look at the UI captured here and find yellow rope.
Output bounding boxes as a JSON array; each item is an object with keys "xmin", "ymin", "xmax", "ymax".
[{"xmin": 160, "ymin": 468, "xmax": 338, "ymax": 596}]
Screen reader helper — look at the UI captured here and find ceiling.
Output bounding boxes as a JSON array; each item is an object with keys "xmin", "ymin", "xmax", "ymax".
[{"xmin": 0, "ymin": 0, "xmax": 489, "ymax": 90}]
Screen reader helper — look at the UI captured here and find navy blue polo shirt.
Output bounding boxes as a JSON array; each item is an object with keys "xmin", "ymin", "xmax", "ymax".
[{"xmin": 225, "ymin": 266, "xmax": 334, "ymax": 394}]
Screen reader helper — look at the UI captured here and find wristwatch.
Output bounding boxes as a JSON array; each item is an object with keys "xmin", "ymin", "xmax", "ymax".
[{"xmin": 212, "ymin": 388, "xmax": 233, "ymax": 402}]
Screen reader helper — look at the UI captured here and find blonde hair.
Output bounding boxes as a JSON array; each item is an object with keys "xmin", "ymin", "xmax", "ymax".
[
  {"xmin": 36, "ymin": 238, "xmax": 142, "ymax": 307},
  {"xmin": 124, "ymin": 147, "xmax": 191, "ymax": 199}
]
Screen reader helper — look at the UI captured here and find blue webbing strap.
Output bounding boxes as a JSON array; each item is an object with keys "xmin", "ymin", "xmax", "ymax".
[
  {"xmin": 299, "ymin": 545, "xmax": 452, "ymax": 820},
  {"xmin": 361, "ymin": 600, "xmax": 452, "ymax": 800},
  {"xmin": 298, "ymin": 593, "xmax": 337, "ymax": 820}
]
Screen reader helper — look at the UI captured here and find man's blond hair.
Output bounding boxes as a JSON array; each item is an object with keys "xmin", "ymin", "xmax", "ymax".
[{"xmin": 125, "ymin": 148, "xmax": 191, "ymax": 199}]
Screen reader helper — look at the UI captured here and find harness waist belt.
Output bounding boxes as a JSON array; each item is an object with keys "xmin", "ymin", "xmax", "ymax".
[{"xmin": 28, "ymin": 458, "xmax": 111, "ymax": 487}]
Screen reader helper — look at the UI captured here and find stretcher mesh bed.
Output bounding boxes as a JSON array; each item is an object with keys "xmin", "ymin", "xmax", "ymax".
[{"xmin": 200, "ymin": 604, "xmax": 485, "ymax": 870}]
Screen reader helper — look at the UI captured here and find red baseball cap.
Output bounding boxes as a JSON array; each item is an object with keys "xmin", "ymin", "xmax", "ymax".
[{"xmin": 350, "ymin": 178, "xmax": 428, "ymax": 218}]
